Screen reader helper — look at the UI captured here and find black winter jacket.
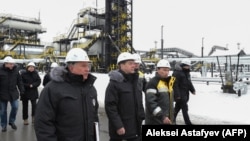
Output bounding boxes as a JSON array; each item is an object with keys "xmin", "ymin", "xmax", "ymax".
[
  {"xmin": 137, "ymin": 70, "xmax": 147, "ymax": 93},
  {"xmin": 0, "ymin": 64, "xmax": 24, "ymax": 101},
  {"xmin": 34, "ymin": 66, "xmax": 99, "ymax": 141},
  {"xmin": 172, "ymin": 64, "xmax": 195, "ymax": 102},
  {"xmin": 105, "ymin": 70, "xmax": 145, "ymax": 140},
  {"xmin": 42, "ymin": 72, "xmax": 51, "ymax": 86},
  {"xmin": 21, "ymin": 70, "xmax": 41, "ymax": 100},
  {"xmin": 43, "ymin": 69, "xmax": 53, "ymax": 86}
]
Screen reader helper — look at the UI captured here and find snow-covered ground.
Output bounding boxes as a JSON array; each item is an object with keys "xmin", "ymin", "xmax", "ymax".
[{"xmin": 39, "ymin": 71, "xmax": 250, "ymax": 124}]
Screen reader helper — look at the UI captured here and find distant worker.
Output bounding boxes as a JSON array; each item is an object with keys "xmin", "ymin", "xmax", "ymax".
[
  {"xmin": 132, "ymin": 53, "xmax": 147, "ymax": 93},
  {"xmin": 0, "ymin": 56, "xmax": 25, "ymax": 132},
  {"xmin": 34, "ymin": 48, "xmax": 99, "ymax": 141},
  {"xmin": 42, "ymin": 62, "xmax": 59, "ymax": 86},
  {"xmin": 20, "ymin": 62, "xmax": 41, "ymax": 125},
  {"xmin": 105, "ymin": 52, "xmax": 145, "ymax": 141},
  {"xmin": 144, "ymin": 59, "xmax": 175, "ymax": 125},
  {"xmin": 172, "ymin": 58, "xmax": 196, "ymax": 125}
]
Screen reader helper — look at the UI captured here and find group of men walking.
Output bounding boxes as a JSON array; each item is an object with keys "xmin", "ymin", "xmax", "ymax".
[
  {"xmin": 104, "ymin": 52, "xmax": 196, "ymax": 141},
  {"xmin": 0, "ymin": 56, "xmax": 59, "ymax": 132},
  {"xmin": 0, "ymin": 48, "xmax": 195, "ymax": 141},
  {"xmin": 145, "ymin": 58, "xmax": 196, "ymax": 126}
]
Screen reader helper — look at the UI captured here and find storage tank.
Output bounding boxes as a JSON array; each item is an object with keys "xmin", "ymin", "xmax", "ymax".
[
  {"xmin": 0, "ymin": 13, "xmax": 45, "ymax": 32},
  {"xmin": 3, "ymin": 44, "xmax": 44, "ymax": 55}
]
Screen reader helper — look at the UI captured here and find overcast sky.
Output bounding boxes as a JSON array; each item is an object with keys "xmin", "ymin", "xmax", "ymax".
[{"xmin": 1, "ymin": 0, "xmax": 250, "ymax": 56}]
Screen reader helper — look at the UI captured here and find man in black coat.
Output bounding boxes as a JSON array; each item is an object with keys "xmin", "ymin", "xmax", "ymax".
[
  {"xmin": 132, "ymin": 53, "xmax": 147, "ymax": 93},
  {"xmin": 172, "ymin": 58, "xmax": 196, "ymax": 125},
  {"xmin": 34, "ymin": 48, "xmax": 99, "ymax": 141},
  {"xmin": 0, "ymin": 56, "xmax": 25, "ymax": 132},
  {"xmin": 105, "ymin": 52, "xmax": 145, "ymax": 141},
  {"xmin": 42, "ymin": 62, "xmax": 59, "ymax": 86}
]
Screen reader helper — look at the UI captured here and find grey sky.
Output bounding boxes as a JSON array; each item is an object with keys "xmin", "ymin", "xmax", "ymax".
[{"xmin": 1, "ymin": 0, "xmax": 250, "ymax": 56}]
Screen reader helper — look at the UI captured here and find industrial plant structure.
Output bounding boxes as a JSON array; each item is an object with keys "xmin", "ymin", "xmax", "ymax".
[
  {"xmin": 0, "ymin": 0, "xmax": 249, "ymax": 95},
  {"xmin": 0, "ymin": 0, "xmax": 138, "ymax": 72}
]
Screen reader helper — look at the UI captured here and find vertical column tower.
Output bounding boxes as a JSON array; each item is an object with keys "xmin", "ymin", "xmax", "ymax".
[{"xmin": 104, "ymin": 0, "xmax": 133, "ymax": 71}]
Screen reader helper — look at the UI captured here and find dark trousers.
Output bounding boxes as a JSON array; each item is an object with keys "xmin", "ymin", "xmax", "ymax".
[
  {"xmin": 22, "ymin": 99, "xmax": 37, "ymax": 120},
  {"xmin": 174, "ymin": 100, "xmax": 192, "ymax": 125}
]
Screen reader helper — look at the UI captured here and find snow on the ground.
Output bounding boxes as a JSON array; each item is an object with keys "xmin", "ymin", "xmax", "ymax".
[{"xmin": 189, "ymin": 82, "xmax": 250, "ymax": 124}]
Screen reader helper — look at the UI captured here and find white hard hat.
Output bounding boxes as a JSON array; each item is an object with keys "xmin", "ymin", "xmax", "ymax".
[
  {"xmin": 50, "ymin": 62, "xmax": 59, "ymax": 68},
  {"xmin": 117, "ymin": 52, "xmax": 135, "ymax": 64},
  {"xmin": 132, "ymin": 53, "xmax": 142, "ymax": 64},
  {"xmin": 181, "ymin": 58, "xmax": 191, "ymax": 66},
  {"xmin": 157, "ymin": 59, "xmax": 171, "ymax": 68},
  {"xmin": 3, "ymin": 56, "xmax": 15, "ymax": 63},
  {"xmin": 65, "ymin": 48, "xmax": 90, "ymax": 63},
  {"xmin": 27, "ymin": 62, "xmax": 36, "ymax": 67}
]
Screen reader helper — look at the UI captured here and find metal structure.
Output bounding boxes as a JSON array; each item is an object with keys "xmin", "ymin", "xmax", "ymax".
[
  {"xmin": 0, "ymin": 1, "xmax": 135, "ymax": 72},
  {"xmin": 216, "ymin": 53, "xmax": 249, "ymax": 96},
  {"xmin": 1, "ymin": 1, "xmax": 249, "ymax": 80},
  {"xmin": 50, "ymin": 0, "xmax": 134, "ymax": 72},
  {"xmin": 208, "ymin": 45, "xmax": 228, "ymax": 56},
  {"xmin": 52, "ymin": 6, "xmax": 106, "ymax": 71},
  {"xmin": 104, "ymin": 0, "xmax": 134, "ymax": 71},
  {"xmin": 0, "ymin": 13, "xmax": 46, "ymax": 61}
]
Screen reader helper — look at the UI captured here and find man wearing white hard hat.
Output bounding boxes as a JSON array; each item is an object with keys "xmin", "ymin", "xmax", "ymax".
[
  {"xmin": 172, "ymin": 58, "xmax": 196, "ymax": 125},
  {"xmin": 42, "ymin": 62, "xmax": 59, "ymax": 86},
  {"xmin": 144, "ymin": 59, "xmax": 175, "ymax": 125},
  {"xmin": 0, "ymin": 56, "xmax": 25, "ymax": 132},
  {"xmin": 34, "ymin": 48, "xmax": 99, "ymax": 141},
  {"xmin": 105, "ymin": 52, "xmax": 145, "ymax": 141},
  {"xmin": 132, "ymin": 53, "xmax": 147, "ymax": 93},
  {"xmin": 20, "ymin": 62, "xmax": 41, "ymax": 125}
]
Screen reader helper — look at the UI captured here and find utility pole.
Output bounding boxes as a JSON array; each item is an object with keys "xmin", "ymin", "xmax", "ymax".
[
  {"xmin": 154, "ymin": 41, "xmax": 157, "ymax": 49},
  {"xmin": 154, "ymin": 41, "xmax": 157, "ymax": 58},
  {"xmin": 237, "ymin": 42, "xmax": 240, "ymax": 50},
  {"xmin": 161, "ymin": 25, "xmax": 164, "ymax": 59},
  {"xmin": 201, "ymin": 37, "xmax": 204, "ymax": 57},
  {"xmin": 201, "ymin": 37, "xmax": 205, "ymax": 77}
]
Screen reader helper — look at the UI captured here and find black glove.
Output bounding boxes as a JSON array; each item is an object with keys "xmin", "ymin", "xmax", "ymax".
[{"xmin": 20, "ymin": 93, "xmax": 25, "ymax": 100}]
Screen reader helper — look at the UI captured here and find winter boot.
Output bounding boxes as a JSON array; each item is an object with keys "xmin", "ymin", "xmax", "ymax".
[{"xmin": 24, "ymin": 119, "xmax": 29, "ymax": 125}]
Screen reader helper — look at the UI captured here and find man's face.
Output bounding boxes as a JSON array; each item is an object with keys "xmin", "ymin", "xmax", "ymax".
[
  {"xmin": 27, "ymin": 66, "xmax": 35, "ymax": 72},
  {"xmin": 157, "ymin": 67, "xmax": 170, "ymax": 78},
  {"xmin": 69, "ymin": 62, "xmax": 91, "ymax": 80},
  {"xmin": 5, "ymin": 63, "xmax": 15, "ymax": 70},
  {"xmin": 183, "ymin": 65, "xmax": 190, "ymax": 69},
  {"xmin": 134, "ymin": 63, "xmax": 140, "ymax": 69},
  {"xmin": 120, "ymin": 60, "xmax": 135, "ymax": 74}
]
